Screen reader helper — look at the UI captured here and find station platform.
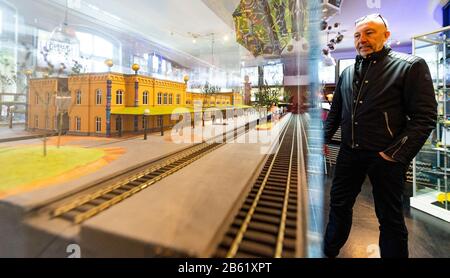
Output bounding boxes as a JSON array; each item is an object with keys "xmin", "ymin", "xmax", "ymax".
[{"xmin": 79, "ymin": 114, "xmax": 292, "ymax": 257}]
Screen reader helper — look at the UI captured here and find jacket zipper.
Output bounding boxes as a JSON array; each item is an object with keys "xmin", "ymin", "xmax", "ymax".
[
  {"xmin": 392, "ymin": 136, "xmax": 408, "ymax": 159},
  {"xmin": 384, "ymin": 112, "xmax": 394, "ymax": 138},
  {"xmin": 352, "ymin": 62, "xmax": 372, "ymax": 148}
]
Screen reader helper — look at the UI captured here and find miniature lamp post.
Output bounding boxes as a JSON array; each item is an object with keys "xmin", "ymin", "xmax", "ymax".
[
  {"xmin": 55, "ymin": 94, "xmax": 72, "ymax": 148},
  {"xmin": 24, "ymin": 69, "xmax": 33, "ymax": 130},
  {"xmin": 105, "ymin": 59, "xmax": 114, "ymax": 72},
  {"xmin": 159, "ymin": 115, "xmax": 164, "ymax": 136},
  {"xmin": 105, "ymin": 59, "xmax": 113, "ymax": 137},
  {"xmin": 143, "ymin": 108, "xmax": 150, "ymax": 140},
  {"xmin": 132, "ymin": 63, "xmax": 140, "ymax": 132},
  {"xmin": 132, "ymin": 63, "xmax": 140, "ymax": 107},
  {"xmin": 183, "ymin": 75, "xmax": 191, "ymax": 130},
  {"xmin": 8, "ymin": 105, "xmax": 15, "ymax": 129}
]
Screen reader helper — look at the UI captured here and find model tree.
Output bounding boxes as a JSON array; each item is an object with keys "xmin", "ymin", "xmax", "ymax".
[
  {"xmin": 254, "ymin": 81, "xmax": 282, "ymax": 108},
  {"xmin": 0, "ymin": 50, "xmax": 18, "ymax": 125},
  {"xmin": 201, "ymin": 81, "xmax": 220, "ymax": 107},
  {"xmin": 19, "ymin": 42, "xmax": 82, "ymax": 156}
]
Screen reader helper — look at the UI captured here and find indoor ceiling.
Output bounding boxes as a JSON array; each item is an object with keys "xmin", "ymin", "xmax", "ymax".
[{"xmin": 8, "ymin": 0, "xmax": 448, "ymax": 72}]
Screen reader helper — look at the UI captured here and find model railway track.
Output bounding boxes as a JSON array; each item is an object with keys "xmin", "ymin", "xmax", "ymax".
[
  {"xmin": 214, "ymin": 116, "xmax": 298, "ymax": 258},
  {"xmin": 52, "ymin": 115, "xmax": 290, "ymax": 224}
]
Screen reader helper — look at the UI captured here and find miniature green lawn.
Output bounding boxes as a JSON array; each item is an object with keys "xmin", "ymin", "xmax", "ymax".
[{"xmin": 0, "ymin": 146, "xmax": 105, "ymax": 191}]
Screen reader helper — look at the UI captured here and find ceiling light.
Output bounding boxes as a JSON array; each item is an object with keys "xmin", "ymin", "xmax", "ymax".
[
  {"xmin": 327, "ymin": 43, "xmax": 335, "ymax": 51},
  {"xmin": 336, "ymin": 33, "xmax": 344, "ymax": 43},
  {"xmin": 192, "ymin": 39, "xmax": 197, "ymax": 44},
  {"xmin": 223, "ymin": 35, "xmax": 229, "ymax": 41}
]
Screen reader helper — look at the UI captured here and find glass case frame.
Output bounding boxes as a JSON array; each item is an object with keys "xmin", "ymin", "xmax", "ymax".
[{"xmin": 411, "ymin": 26, "xmax": 450, "ymax": 222}]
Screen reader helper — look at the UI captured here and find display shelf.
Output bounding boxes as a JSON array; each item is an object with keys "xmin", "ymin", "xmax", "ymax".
[
  {"xmin": 422, "ymin": 169, "xmax": 450, "ymax": 177},
  {"xmin": 411, "ymin": 26, "xmax": 450, "ymax": 222}
]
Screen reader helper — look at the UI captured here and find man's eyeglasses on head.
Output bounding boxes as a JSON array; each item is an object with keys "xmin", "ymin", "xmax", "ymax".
[{"xmin": 355, "ymin": 13, "xmax": 387, "ymax": 29}]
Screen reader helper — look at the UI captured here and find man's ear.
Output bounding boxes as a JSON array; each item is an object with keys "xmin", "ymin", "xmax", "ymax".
[{"xmin": 384, "ymin": 30, "xmax": 391, "ymax": 41}]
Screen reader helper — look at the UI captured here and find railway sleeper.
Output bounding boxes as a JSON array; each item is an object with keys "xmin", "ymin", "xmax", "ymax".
[
  {"xmin": 242, "ymin": 229, "xmax": 277, "ymax": 246},
  {"xmin": 235, "ymin": 240, "xmax": 276, "ymax": 258}
]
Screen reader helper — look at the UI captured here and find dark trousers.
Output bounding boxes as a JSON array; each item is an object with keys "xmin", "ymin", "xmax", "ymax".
[{"xmin": 324, "ymin": 144, "xmax": 409, "ymax": 258}]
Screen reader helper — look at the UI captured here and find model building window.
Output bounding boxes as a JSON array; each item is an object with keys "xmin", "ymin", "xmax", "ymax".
[
  {"xmin": 163, "ymin": 93, "xmax": 168, "ymax": 104},
  {"xmin": 176, "ymin": 94, "xmax": 180, "ymax": 105},
  {"xmin": 143, "ymin": 91, "xmax": 149, "ymax": 105},
  {"xmin": 157, "ymin": 92, "xmax": 162, "ymax": 105},
  {"xmin": 75, "ymin": 117, "xmax": 81, "ymax": 131},
  {"xmin": 35, "ymin": 94, "xmax": 39, "ymax": 104},
  {"xmin": 34, "ymin": 115, "xmax": 39, "ymax": 128},
  {"xmin": 96, "ymin": 89, "xmax": 102, "ymax": 105},
  {"xmin": 95, "ymin": 117, "xmax": 102, "ymax": 132},
  {"xmin": 45, "ymin": 116, "xmax": 49, "ymax": 129},
  {"xmin": 76, "ymin": 90, "xmax": 82, "ymax": 105},
  {"xmin": 169, "ymin": 94, "xmax": 173, "ymax": 104},
  {"xmin": 116, "ymin": 90, "xmax": 123, "ymax": 105},
  {"xmin": 54, "ymin": 116, "xmax": 58, "ymax": 130}
]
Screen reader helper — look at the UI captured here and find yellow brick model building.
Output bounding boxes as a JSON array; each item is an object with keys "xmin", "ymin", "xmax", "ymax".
[{"xmin": 28, "ymin": 72, "xmax": 246, "ymax": 136}]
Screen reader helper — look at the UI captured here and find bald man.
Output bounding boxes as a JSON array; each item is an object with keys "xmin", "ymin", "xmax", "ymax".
[{"xmin": 324, "ymin": 14, "xmax": 437, "ymax": 258}]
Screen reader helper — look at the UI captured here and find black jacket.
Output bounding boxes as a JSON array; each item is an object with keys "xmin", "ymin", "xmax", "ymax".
[{"xmin": 325, "ymin": 47, "xmax": 437, "ymax": 165}]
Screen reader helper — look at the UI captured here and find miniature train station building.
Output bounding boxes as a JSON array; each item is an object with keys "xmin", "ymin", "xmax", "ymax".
[{"xmin": 27, "ymin": 72, "xmax": 246, "ymax": 136}]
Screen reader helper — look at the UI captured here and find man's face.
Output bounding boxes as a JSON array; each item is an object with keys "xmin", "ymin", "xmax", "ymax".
[{"xmin": 354, "ymin": 18, "xmax": 390, "ymax": 57}]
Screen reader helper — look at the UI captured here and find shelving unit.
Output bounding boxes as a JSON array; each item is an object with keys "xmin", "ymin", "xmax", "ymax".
[{"xmin": 411, "ymin": 26, "xmax": 450, "ymax": 222}]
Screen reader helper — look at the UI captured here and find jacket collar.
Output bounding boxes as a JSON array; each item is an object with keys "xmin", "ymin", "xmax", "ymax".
[{"xmin": 356, "ymin": 46, "xmax": 391, "ymax": 63}]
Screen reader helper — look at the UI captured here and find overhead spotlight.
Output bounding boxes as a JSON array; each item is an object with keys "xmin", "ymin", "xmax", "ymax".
[
  {"xmin": 336, "ymin": 33, "xmax": 344, "ymax": 43},
  {"xmin": 327, "ymin": 42, "xmax": 335, "ymax": 51},
  {"xmin": 322, "ymin": 48, "xmax": 329, "ymax": 56},
  {"xmin": 327, "ymin": 25, "xmax": 332, "ymax": 31},
  {"xmin": 334, "ymin": 22, "xmax": 340, "ymax": 28},
  {"xmin": 287, "ymin": 44, "xmax": 294, "ymax": 52},
  {"xmin": 321, "ymin": 20, "xmax": 328, "ymax": 31},
  {"xmin": 329, "ymin": 38, "xmax": 336, "ymax": 44}
]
